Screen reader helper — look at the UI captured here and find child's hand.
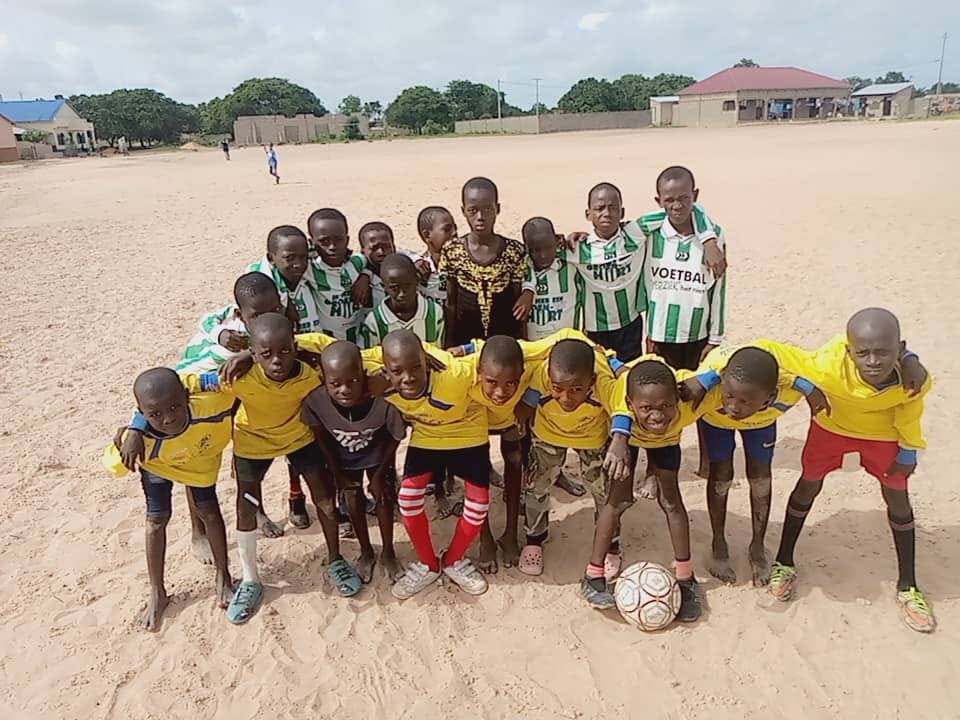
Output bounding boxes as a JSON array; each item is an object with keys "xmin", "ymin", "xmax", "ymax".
[
  {"xmin": 703, "ymin": 240, "xmax": 727, "ymax": 278},
  {"xmin": 414, "ymin": 259, "xmax": 432, "ymax": 282},
  {"xmin": 220, "ymin": 350, "xmax": 254, "ymax": 383},
  {"xmin": 448, "ymin": 345, "xmax": 466, "ymax": 358},
  {"xmin": 886, "ymin": 461, "xmax": 917, "ymax": 480},
  {"xmin": 119, "ymin": 429, "xmax": 146, "ymax": 472},
  {"xmin": 804, "ymin": 387, "xmax": 831, "ymax": 416},
  {"xmin": 218, "ymin": 329, "xmax": 248, "ymax": 352},
  {"xmin": 514, "ymin": 402, "xmax": 535, "ymax": 428},
  {"xmin": 678, "ymin": 377, "xmax": 707, "ymax": 408},
  {"xmin": 513, "ymin": 289, "xmax": 534, "ymax": 321},
  {"xmin": 602, "ymin": 434, "xmax": 632, "ymax": 484},
  {"xmin": 352, "ymin": 274, "xmax": 372, "ymax": 307},
  {"xmin": 645, "ymin": 337, "xmax": 656, "ymax": 355},
  {"xmin": 564, "ymin": 231, "xmax": 588, "ymax": 251},
  {"xmin": 298, "ymin": 349, "xmax": 323, "ymax": 370},
  {"xmin": 900, "ymin": 354, "xmax": 928, "ymax": 396}
]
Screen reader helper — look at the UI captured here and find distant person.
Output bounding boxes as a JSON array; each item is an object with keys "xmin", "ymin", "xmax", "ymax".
[
  {"xmin": 264, "ymin": 143, "xmax": 279, "ymax": 184},
  {"xmin": 220, "ymin": 138, "xmax": 230, "ymax": 160}
]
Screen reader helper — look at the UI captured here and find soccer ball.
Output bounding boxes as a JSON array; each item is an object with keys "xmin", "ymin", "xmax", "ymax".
[{"xmin": 614, "ymin": 561, "xmax": 681, "ymax": 631}]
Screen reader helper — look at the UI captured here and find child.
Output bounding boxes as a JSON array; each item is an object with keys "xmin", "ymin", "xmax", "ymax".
[
  {"xmin": 358, "ymin": 221, "xmax": 397, "ymax": 308},
  {"xmin": 361, "ymin": 253, "xmax": 445, "ymax": 348},
  {"xmin": 521, "ymin": 217, "xmax": 581, "ymax": 341},
  {"xmin": 409, "ymin": 205, "xmax": 457, "ymax": 303},
  {"xmin": 378, "ymin": 330, "xmax": 492, "ymax": 599},
  {"xmin": 307, "ymin": 208, "xmax": 369, "ymax": 343},
  {"xmin": 301, "ymin": 342, "xmax": 407, "ymax": 582},
  {"xmin": 265, "ymin": 143, "xmax": 279, "ymax": 183},
  {"xmin": 104, "ymin": 368, "xmax": 234, "ymax": 631},
  {"xmin": 441, "ymin": 176, "xmax": 529, "ymax": 346},
  {"xmin": 220, "ymin": 138, "xmax": 230, "ymax": 160},
  {"xmin": 249, "ymin": 225, "xmax": 326, "ymax": 333},
  {"xmin": 763, "ymin": 309, "xmax": 936, "ymax": 632}
]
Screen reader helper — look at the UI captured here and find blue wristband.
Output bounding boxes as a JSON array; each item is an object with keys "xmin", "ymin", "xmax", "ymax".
[
  {"xmin": 129, "ymin": 412, "xmax": 150, "ymax": 432},
  {"xmin": 696, "ymin": 369, "xmax": 722, "ymax": 390},
  {"xmin": 199, "ymin": 372, "xmax": 221, "ymax": 391},
  {"xmin": 521, "ymin": 388, "xmax": 541, "ymax": 407},
  {"xmin": 792, "ymin": 377, "xmax": 816, "ymax": 397},
  {"xmin": 608, "ymin": 356, "xmax": 626, "ymax": 373},
  {"xmin": 461, "ymin": 341, "xmax": 477, "ymax": 355},
  {"xmin": 611, "ymin": 414, "xmax": 633, "ymax": 435},
  {"xmin": 901, "ymin": 350, "xmax": 918, "ymax": 361},
  {"xmin": 896, "ymin": 448, "xmax": 918, "ymax": 465}
]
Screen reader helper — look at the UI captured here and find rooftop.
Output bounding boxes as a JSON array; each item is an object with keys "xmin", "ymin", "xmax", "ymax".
[
  {"xmin": 679, "ymin": 67, "xmax": 849, "ymax": 96},
  {"xmin": 0, "ymin": 98, "xmax": 67, "ymax": 123},
  {"xmin": 851, "ymin": 82, "xmax": 914, "ymax": 97}
]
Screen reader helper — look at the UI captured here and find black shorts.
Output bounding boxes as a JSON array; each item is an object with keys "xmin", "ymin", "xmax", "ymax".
[
  {"xmin": 339, "ymin": 465, "xmax": 398, "ymax": 497},
  {"xmin": 234, "ymin": 442, "xmax": 324, "ymax": 484},
  {"xmin": 628, "ymin": 443, "xmax": 682, "ymax": 472},
  {"xmin": 587, "ymin": 313, "xmax": 644, "ymax": 363},
  {"xmin": 404, "ymin": 444, "xmax": 491, "ymax": 487},
  {"xmin": 653, "ymin": 339, "xmax": 709, "ymax": 371}
]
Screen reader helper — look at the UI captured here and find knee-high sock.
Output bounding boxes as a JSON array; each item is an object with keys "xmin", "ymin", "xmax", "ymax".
[
  {"xmin": 889, "ymin": 512, "xmax": 917, "ymax": 591},
  {"xmin": 444, "ymin": 481, "xmax": 490, "ymax": 566},
  {"xmin": 398, "ymin": 473, "xmax": 438, "ymax": 571}
]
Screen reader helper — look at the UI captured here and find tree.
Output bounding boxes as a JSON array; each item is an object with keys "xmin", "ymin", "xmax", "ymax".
[
  {"xmin": 341, "ymin": 116, "xmax": 363, "ymax": 140},
  {"xmin": 558, "ymin": 78, "xmax": 626, "ymax": 113},
  {"xmin": 22, "ymin": 129, "xmax": 49, "ymax": 144},
  {"xmin": 70, "ymin": 89, "xmax": 198, "ymax": 145},
  {"xmin": 339, "ymin": 94, "xmax": 362, "ymax": 115},
  {"xmin": 734, "ymin": 58, "xmax": 759, "ymax": 67},
  {"xmin": 934, "ymin": 82, "xmax": 960, "ymax": 95},
  {"xmin": 844, "ymin": 76, "xmax": 872, "ymax": 91},
  {"xmin": 198, "ymin": 77, "xmax": 326, "ymax": 135},
  {"xmin": 385, "ymin": 86, "xmax": 452, "ymax": 133},
  {"xmin": 612, "ymin": 73, "xmax": 695, "ymax": 111},
  {"xmin": 875, "ymin": 71, "xmax": 908, "ymax": 84},
  {"xmin": 529, "ymin": 102, "xmax": 549, "ymax": 115},
  {"xmin": 445, "ymin": 80, "xmax": 501, "ymax": 120},
  {"xmin": 362, "ymin": 100, "xmax": 383, "ymax": 121}
]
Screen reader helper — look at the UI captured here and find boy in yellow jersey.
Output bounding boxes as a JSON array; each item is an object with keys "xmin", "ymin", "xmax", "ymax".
[
  {"xmin": 758, "ymin": 309, "xmax": 936, "ymax": 632},
  {"xmin": 377, "ymin": 330, "xmax": 492, "ymax": 599},
  {"xmin": 104, "ymin": 368, "xmax": 235, "ymax": 631}
]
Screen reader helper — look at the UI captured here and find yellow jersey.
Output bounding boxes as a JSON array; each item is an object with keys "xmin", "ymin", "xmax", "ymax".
[
  {"xmin": 295, "ymin": 332, "xmax": 338, "ymax": 355},
  {"xmin": 754, "ymin": 336, "xmax": 931, "ymax": 450},
  {"xmin": 102, "ymin": 392, "xmax": 236, "ymax": 487}
]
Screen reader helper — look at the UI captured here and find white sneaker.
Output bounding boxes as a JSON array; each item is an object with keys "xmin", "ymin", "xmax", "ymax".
[
  {"xmin": 391, "ymin": 561, "xmax": 441, "ymax": 600},
  {"xmin": 442, "ymin": 558, "xmax": 489, "ymax": 595}
]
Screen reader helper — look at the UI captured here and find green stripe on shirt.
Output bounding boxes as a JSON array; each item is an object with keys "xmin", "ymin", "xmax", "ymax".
[{"xmin": 664, "ymin": 303, "xmax": 681, "ymax": 343}]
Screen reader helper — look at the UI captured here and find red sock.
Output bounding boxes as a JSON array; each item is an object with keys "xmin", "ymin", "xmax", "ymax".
[
  {"xmin": 444, "ymin": 481, "xmax": 490, "ymax": 566},
  {"xmin": 288, "ymin": 467, "xmax": 304, "ymax": 500},
  {"xmin": 586, "ymin": 563, "xmax": 605, "ymax": 579},
  {"xmin": 398, "ymin": 473, "xmax": 438, "ymax": 571}
]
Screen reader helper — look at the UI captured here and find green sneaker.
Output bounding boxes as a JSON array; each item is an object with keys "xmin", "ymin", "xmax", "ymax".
[
  {"xmin": 768, "ymin": 562, "xmax": 797, "ymax": 601},
  {"xmin": 897, "ymin": 587, "xmax": 936, "ymax": 633}
]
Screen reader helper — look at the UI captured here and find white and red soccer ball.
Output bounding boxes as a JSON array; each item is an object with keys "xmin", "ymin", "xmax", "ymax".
[{"xmin": 614, "ymin": 561, "xmax": 681, "ymax": 631}]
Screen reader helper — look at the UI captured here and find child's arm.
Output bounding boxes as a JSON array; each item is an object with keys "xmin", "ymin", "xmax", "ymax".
[
  {"xmin": 368, "ymin": 438, "xmax": 400, "ymax": 499},
  {"xmin": 443, "ymin": 275, "xmax": 459, "ymax": 348},
  {"xmin": 599, "ymin": 372, "xmax": 634, "ymax": 485},
  {"xmin": 889, "ymin": 390, "xmax": 930, "ymax": 478},
  {"xmin": 703, "ymin": 236, "xmax": 728, "ymax": 362},
  {"xmin": 693, "ymin": 205, "xmax": 726, "ymax": 279},
  {"xmin": 352, "ymin": 268, "xmax": 373, "ymax": 307}
]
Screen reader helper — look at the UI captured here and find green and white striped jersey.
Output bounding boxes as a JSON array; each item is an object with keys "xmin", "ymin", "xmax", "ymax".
[
  {"xmin": 248, "ymin": 256, "xmax": 326, "ymax": 334},
  {"xmin": 568, "ymin": 227, "xmax": 647, "ymax": 332},
  {"xmin": 311, "ymin": 254, "xmax": 369, "ymax": 343},
  {"xmin": 402, "ymin": 250, "xmax": 447, "ymax": 303},
  {"xmin": 176, "ymin": 304, "xmax": 246, "ymax": 373},
  {"xmin": 522, "ymin": 252, "xmax": 581, "ymax": 340},
  {"xmin": 360, "ymin": 295, "xmax": 445, "ymax": 348},
  {"xmin": 639, "ymin": 211, "xmax": 726, "ymax": 344}
]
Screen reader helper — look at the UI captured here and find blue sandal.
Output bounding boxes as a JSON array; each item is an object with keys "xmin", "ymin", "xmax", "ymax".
[
  {"xmin": 328, "ymin": 559, "xmax": 363, "ymax": 597},
  {"xmin": 227, "ymin": 581, "xmax": 264, "ymax": 624}
]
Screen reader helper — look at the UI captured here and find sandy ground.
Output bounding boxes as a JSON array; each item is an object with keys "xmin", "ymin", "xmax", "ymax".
[{"xmin": 1, "ymin": 121, "xmax": 959, "ymax": 720}]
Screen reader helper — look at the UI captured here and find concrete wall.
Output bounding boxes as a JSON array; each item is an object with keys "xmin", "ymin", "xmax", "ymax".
[
  {"xmin": 454, "ymin": 116, "xmax": 539, "ymax": 134},
  {"xmin": 18, "ymin": 103, "xmax": 97, "ymax": 150},
  {"xmin": 233, "ymin": 113, "xmax": 370, "ymax": 144},
  {"xmin": 17, "ymin": 141, "xmax": 55, "ymax": 160},
  {"xmin": 914, "ymin": 93, "xmax": 960, "ymax": 116},
  {"xmin": 858, "ymin": 88, "xmax": 914, "ymax": 118},
  {"xmin": 455, "ymin": 111, "xmax": 651, "ymax": 135},
  {"xmin": 675, "ymin": 93, "xmax": 737, "ymax": 128},
  {"xmin": 651, "ymin": 102, "xmax": 674, "ymax": 126},
  {"xmin": 677, "ymin": 87, "xmax": 851, "ymax": 127},
  {"xmin": 0, "ymin": 116, "xmax": 16, "ymax": 162}
]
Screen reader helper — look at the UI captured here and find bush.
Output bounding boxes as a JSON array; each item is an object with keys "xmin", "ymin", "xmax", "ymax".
[
  {"xmin": 22, "ymin": 129, "xmax": 50, "ymax": 144},
  {"xmin": 341, "ymin": 117, "xmax": 363, "ymax": 140},
  {"xmin": 420, "ymin": 119, "xmax": 450, "ymax": 136}
]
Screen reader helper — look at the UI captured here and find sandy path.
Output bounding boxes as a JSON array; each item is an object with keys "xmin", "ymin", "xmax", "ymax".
[{"xmin": 1, "ymin": 121, "xmax": 958, "ymax": 719}]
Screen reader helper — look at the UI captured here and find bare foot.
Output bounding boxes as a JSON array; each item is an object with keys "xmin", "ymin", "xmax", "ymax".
[
  {"xmin": 489, "ymin": 468, "xmax": 504, "ymax": 489},
  {"xmin": 497, "ymin": 533, "xmax": 520, "ymax": 568},
  {"xmin": 356, "ymin": 552, "xmax": 377, "ymax": 584},
  {"xmin": 215, "ymin": 571, "xmax": 234, "ymax": 609},
  {"xmin": 708, "ymin": 541, "xmax": 737, "ymax": 584},
  {"xmin": 139, "ymin": 590, "xmax": 169, "ymax": 632},
  {"xmin": 635, "ymin": 473, "xmax": 659, "ymax": 500},
  {"xmin": 478, "ymin": 533, "xmax": 499, "ymax": 574},
  {"xmin": 555, "ymin": 471, "xmax": 586, "ymax": 497},
  {"xmin": 381, "ymin": 551, "xmax": 404, "ymax": 582},
  {"xmin": 749, "ymin": 543, "xmax": 771, "ymax": 587},
  {"xmin": 258, "ymin": 511, "xmax": 284, "ymax": 539},
  {"xmin": 191, "ymin": 531, "xmax": 215, "ymax": 566}
]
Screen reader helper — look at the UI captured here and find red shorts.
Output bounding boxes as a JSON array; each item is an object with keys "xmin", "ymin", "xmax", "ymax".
[{"xmin": 800, "ymin": 422, "xmax": 908, "ymax": 490}]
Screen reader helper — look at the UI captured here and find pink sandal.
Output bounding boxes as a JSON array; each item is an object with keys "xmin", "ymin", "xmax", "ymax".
[
  {"xmin": 604, "ymin": 553, "xmax": 622, "ymax": 581},
  {"xmin": 518, "ymin": 544, "xmax": 544, "ymax": 576}
]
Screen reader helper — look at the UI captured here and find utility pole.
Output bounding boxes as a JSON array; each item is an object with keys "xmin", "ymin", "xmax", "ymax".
[
  {"xmin": 533, "ymin": 77, "xmax": 542, "ymax": 133},
  {"xmin": 497, "ymin": 79, "xmax": 503, "ymax": 131},
  {"xmin": 936, "ymin": 32, "xmax": 948, "ymax": 96}
]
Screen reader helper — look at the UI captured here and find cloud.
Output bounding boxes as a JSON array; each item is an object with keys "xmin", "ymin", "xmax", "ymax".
[{"xmin": 578, "ymin": 12, "xmax": 612, "ymax": 31}]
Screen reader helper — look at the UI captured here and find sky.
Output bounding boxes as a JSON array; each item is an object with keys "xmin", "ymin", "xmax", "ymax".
[{"xmin": 0, "ymin": 0, "xmax": 957, "ymax": 109}]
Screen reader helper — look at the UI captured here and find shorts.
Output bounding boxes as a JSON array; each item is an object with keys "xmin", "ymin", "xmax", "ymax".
[
  {"xmin": 141, "ymin": 469, "xmax": 218, "ymax": 520},
  {"xmin": 653, "ymin": 338, "xmax": 709, "ymax": 371},
  {"xmin": 699, "ymin": 419, "xmax": 777, "ymax": 466},
  {"xmin": 234, "ymin": 442, "xmax": 324, "ymax": 484},
  {"xmin": 587, "ymin": 313, "xmax": 644, "ymax": 363},
  {"xmin": 404, "ymin": 444, "xmax": 491, "ymax": 488},
  {"xmin": 629, "ymin": 443, "xmax": 682, "ymax": 473},
  {"xmin": 800, "ymin": 421, "xmax": 908, "ymax": 490},
  {"xmin": 340, "ymin": 466, "xmax": 398, "ymax": 500}
]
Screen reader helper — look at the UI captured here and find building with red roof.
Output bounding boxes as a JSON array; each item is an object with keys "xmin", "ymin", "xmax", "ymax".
[{"xmin": 668, "ymin": 66, "xmax": 851, "ymax": 128}]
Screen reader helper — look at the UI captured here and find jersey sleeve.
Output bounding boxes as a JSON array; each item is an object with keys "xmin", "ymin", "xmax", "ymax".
[
  {"xmin": 179, "ymin": 372, "xmax": 238, "ymax": 399},
  {"xmin": 707, "ymin": 230, "xmax": 727, "ymax": 345},
  {"xmin": 597, "ymin": 366, "xmax": 632, "ymax": 436},
  {"xmin": 893, "ymin": 382, "xmax": 932, "ymax": 454},
  {"xmin": 692, "ymin": 203, "xmax": 719, "ymax": 243},
  {"xmin": 300, "ymin": 389, "xmax": 326, "ymax": 429},
  {"xmin": 383, "ymin": 402, "xmax": 408, "ymax": 443},
  {"xmin": 296, "ymin": 332, "xmax": 337, "ymax": 354},
  {"xmin": 522, "ymin": 260, "xmax": 537, "ymax": 293},
  {"xmin": 198, "ymin": 305, "xmax": 237, "ymax": 344},
  {"xmin": 360, "ymin": 313, "xmax": 380, "ymax": 350}
]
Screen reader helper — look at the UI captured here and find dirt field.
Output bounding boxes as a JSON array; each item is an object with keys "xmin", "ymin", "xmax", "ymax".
[{"xmin": 1, "ymin": 121, "xmax": 958, "ymax": 720}]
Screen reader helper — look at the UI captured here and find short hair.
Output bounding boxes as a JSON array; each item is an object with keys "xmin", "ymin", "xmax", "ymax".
[
  {"xmin": 479, "ymin": 336, "xmax": 524, "ymax": 370},
  {"xmin": 358, "ymin": 220, "xmax": 394, "ymax": 243},
  {"xmin": 417, "ymin": 206, "xmax": 453, "ymax": 235},
  {"xmin": 233, "ymin": 271, "xmax": 280, "ymax": 305},
  {"xmin": 847, "ymin": 307, "xmax": 901, "ymax": 342},
  {"xmin": 587, "ymin": 182, "xmax": 623, "ymax": 204},
  {"xmin": 627, "ymin": 360, "xmax": 678, "ymax": 396},
  {"xmin": 267, "ymin": 224, "xmax": 307, "ymax": 253},
  {"xmin": 549, "ymin": 339, "xmax": 596, "ymax": 377},
  {"xmin": 133, "ymin": 367, "xmax": 182, "ymax": 401},
  {"xmin": 379, "ymin": 252, "xmax": 417, "ymax": 278},
  {"xmin": 656, "ymin": 166, "xmax": 696, "ymax": 193},
  {"xmin": 321, "ymin": 340, "xmax": 362, "ymax": 372},
  {"xmin": 307, "ymin": 208, "xmax": 348, "ymax": 234},
  {"xmin": 382, "ymin": 329, "xmax": 423, "ymax": 357},
  {"xmin": 521, "ymin": 216, "xmax": 555, "ymax": 241},
  {"xmin": 247, "ymin": 312, "xmax": 294, "ymax": 342},
  {"xmin": 462, "ymin": 176, "xmax": 499, "ymax": 203},
  {"xmin": 725, "ymin": 347, "xmax": 779, "ymax": 392}
]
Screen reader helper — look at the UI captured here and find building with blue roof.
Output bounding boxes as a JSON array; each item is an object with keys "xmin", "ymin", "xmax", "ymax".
[{"xmin": 0, "ymin": 97, "xmax": 97, "ymax": 153}]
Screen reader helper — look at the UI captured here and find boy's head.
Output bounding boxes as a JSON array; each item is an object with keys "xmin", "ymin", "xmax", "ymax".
[
  {"xmin": 846, "ymin": 308, "xmax": 904, "ymax": 388},
  {"xmin": 586, "ymin": 182, "xmax": 624, "ymax": 240},
  {"xmin": 461, "ymin": 176, "xmax": 500, "ymax": 236},
  {"xmin": 548, "ymin": 339, "xmax": 597, "ymax": 412},
  {"xmin": 358, "ymin": 221, "xmax": 396, "ymax": 270},
  {"xmin": 133, "ymin": 367, "xmax": 190, "ymax": 436},
  {"xmin": 380, "ymin": 253, "xmax": 419, "ymax": 315},
  {"xmin": 266, "ymin": 225, "xmax": 309, "ymax": 286},
  {"xmin": 626, "ymin": 360, "xmax": 679, "ymax": 435},
  {"xmin": 382, "ymin": 330, "xmax": 428, "ymax": 399},
  {"xmin": 247, "ymin": 312, "xmax": 297, "ymax": 382},
  {"xmin": 233, "ymin": 272, "xmax": 284, "ymax": 326},
  {"xmin": 721, "ymin": 347, "xmax": 780, "ymax": 420},
  {"xmin": 307, "ymin": 208, "xmax": 350, "ymax": 266},
  {"xmin": 655, "ymin": 166, "xmax": 698, "ymax": 231},
  {"xmin": 321, "ymin": 341, "xmax": 366, "ymax": 408},
  {"xmin": 417, "ymin": 206, "xmax": 457, "ymax": 256},
  {"xmin": 478, "ymin": 336, "xmax": 524, "ymax": 406},
  {"xmin": 522, "ymin": 217, "xmax": 558, "ymax": 272}
]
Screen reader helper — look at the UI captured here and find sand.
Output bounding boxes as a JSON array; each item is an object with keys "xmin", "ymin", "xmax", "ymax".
[{"xmin": 1, "ymin": 121, "xmax": 958, "ymax": 720}]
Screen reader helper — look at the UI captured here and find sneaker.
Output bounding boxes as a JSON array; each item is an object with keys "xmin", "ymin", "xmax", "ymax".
[
  {"xmin": 768, "ymin": 562, "xmax": 798, "ymax": 602},
  {"xmin": 580, "ymin": 575, "xmax": 616, "ymax": 610},
  {"xmin": 897, "ymin": 587, "xmax": 936, "ymax": 633},
  {"xmin": 288, "ymin": 496, "xmax": 311, "ymax": 530},
  {"xmin": 604, "ymin": 552, "xmax": 623, "ymax": 581},
  {"xmin": 391, "ymin": 562, "xmax": 441, "ymax": 600},
  {"xmin": 339, "ymin": 522, "xmax": 356, "ymax": 539},
  {"xmin": 442, "ymin": 558, "xmax": 489, "ymax": 595},
  {"xmin": 676, "ymin": 577, "xmax": 702, "ymax": 622}
]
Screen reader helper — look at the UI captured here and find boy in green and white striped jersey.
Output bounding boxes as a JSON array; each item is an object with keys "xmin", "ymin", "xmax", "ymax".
[
  {"xmin": 521, "ymin": 217, "xmax": 581, "ymax": 341},
  {"xmin": 361, "ymin": 254, "xmax": 445, "ymax": 348}
]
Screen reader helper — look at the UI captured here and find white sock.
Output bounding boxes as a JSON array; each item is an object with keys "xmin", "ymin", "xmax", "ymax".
[{"xmin": 236, "ymin": 530, "xmax": 261, "ymax": 584}]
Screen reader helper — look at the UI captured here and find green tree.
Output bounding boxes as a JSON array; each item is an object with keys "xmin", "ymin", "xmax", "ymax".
[
  {"xmin": 341, "ymin": 116, "xmax": 363, "ymax": 140},
  {"xmin": 70, "ymin": 89, "xmax": 198, "ymax": 145},
  {"xmin": 339, "ymin": 94, "xmax": 362, "ymax": 115},
  {"xmin": 932, "ymin": 81, "xmax": 960, "ymax": 94},
  {"xmin": 612, "ymin": 73, "xmax": 695, "ymax": 110},
  {"xmin": 875, "ymin": 71, "xmax": 908, "ymax": 84},
  {"xmin": 198, "ymin": 77, "xmax": 326, "ymax": 135},
  {"xmin": 445, "ymin": 80, "xmax": 500, "ymax": 120},
  {"xmin": 529, "ymin": 102, "xmax": 549, "ymax": 115},
  {"xmin": 385, "ymin": 86, "xmax": 452, "ymax": 133},
  {"xmin": 734, "ymin": 58, "xmax": 759, "ymax": 67},
  {"xmin": 362, "ymin": 100, "xmax": 383, "ymax": 121},
  {"xmin": 22, "ymin": 129, "xmax": 50, "ymax": 144},
  {"xmin": 844, "ymin": 76, "xmax": 872, "ymax": 91},
  {"xmin": 557, "ymin": 78, "xmax": 626, "ymax": 113}
]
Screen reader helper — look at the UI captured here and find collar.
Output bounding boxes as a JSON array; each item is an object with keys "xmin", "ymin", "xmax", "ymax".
[
  {"xmin": 586, "ymin": 227, "xmax": 625, "ymax": 245},
  {"xmin": 380, "ymin": 296, "xmax": 426, "ymax": 325},
  {"xmin": 660, "ymin": 216, "xmax": 696, "ymax": 239}
]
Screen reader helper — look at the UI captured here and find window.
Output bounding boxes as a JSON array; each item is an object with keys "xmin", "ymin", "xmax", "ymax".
[{"xmin": 723, "ymin": 100, "xmax": 736, "ymax": 111}]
